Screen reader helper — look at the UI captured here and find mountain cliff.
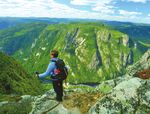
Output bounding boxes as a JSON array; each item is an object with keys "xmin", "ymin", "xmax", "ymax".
[
  {"xmin": 21, "ymin": 23, "xmax": 143, "ymax": 83},
  {"xmin": 0, "ymin": 22, "xmax": 146, "ymax": 83}
]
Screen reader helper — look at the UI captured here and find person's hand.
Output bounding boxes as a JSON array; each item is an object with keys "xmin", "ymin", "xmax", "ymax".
[{"xmin": 35, "ymin": 71, "xmax": 39, "ymax": 77}]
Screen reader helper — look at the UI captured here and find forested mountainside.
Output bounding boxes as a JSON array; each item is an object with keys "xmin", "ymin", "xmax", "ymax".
[
  {"xmin": 0, "ymin": 17, "xmax": 88, "ymax": 30},
  {"xmin": 0, "ymin": 22, "xmax": 48, "ymax": 55},
  {"xmin": 103, "ymin": 21, "xmax": 150, "ymax": 44},
  {"xmin": 0, "ymin": 52, "xmax": 42, "ymax": 95},
  {"xmin": 0, "ymin": 17, "xmax": 55, "ymax": 30},
  {"xmin": 0, "ymin": 22, "xmax": 148, "ymax": 83},
  {"xmin": 1, "ymin": 17, "xmax": 149, "ymax": 45}
]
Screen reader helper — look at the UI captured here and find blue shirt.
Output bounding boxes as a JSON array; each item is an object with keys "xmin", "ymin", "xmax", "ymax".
[{"xmin": 39, "ymin": 58, "xmax": 58, "ymax": 78}]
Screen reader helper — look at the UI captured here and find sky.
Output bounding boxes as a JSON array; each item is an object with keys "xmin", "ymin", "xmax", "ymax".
[{"xmin": 0, "ymin": 0, "xmax": 150, "ymax": 23}]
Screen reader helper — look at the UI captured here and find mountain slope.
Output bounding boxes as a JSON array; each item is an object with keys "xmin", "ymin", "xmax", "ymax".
[
  {"xmin": 0, "ymin": 22, "xmax": 48, "ymax": 58},
  {"xmin": 1, "ymin": 17, "xmax": 149, "ymax": 44},
  {"xmin": 0, "ymin": 17, "xmax": 57, "ymax": 30},
  {"xmin": 19, "ymin": 22, "xmax": 143, "ymax": 83},
  {"xmin": 0, "ymin": 52, "xmax": 42, "ymax": 95},
  {"xmin": 103, "ymin": 21, "xmax": 150, "ymax": 44},
  {"xmin": 0, "ymin": 22, "xmax": 147, "ymax": 83},
  {"xmin": 0, "ymin": 17, "xmax": 88, "ymax": 30}
]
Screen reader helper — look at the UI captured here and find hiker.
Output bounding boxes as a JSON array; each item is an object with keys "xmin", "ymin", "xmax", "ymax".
[{"xmin": 36, "ymin": 50, "xmax": 68, "ymax": 102}]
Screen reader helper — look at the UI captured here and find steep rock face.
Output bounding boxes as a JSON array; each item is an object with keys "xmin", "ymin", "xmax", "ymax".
[
  {"xmin": 120, "ymin": 50, "xmax": 134, "ymax": 67},
  {"xmin": 95, "ymin": 29, "xmax": 135, "ymax": 79},
  {"xmin": 126, "ymin": 50, "xmax": 134, "ymax": 65},
  {"xmin": 88, "ymin": 35, "xmax": 102, "ymax": 70},
  {"xmin": 88, "ymin": 51, "xmax": 102, "ymax": 70},
  {"xmin": 22, "ymin": 23, "xmax": 137, "ymax": 82},
  {"xmin": 96, "ymin": 30, "xmax": 111, "ymax": 42},
  {"xmin": 122, "ymin": 34, "xmax": 129, "ymax": 47},
  {"xmin": 127, "ymin": 49, "xmax": 150, "ymax": 76},
  {"xmin": 64, "ymin": 28, "xmax": 79, "ymax": 53},
  {"xmin": 0, "ymin": 23, "xmax": 140, "ymax": 83}
]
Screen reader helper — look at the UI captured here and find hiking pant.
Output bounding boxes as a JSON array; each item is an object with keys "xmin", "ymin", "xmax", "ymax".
[{"xmin": 52, "ymin": 80, "xmax": 63, "ymax": 101}]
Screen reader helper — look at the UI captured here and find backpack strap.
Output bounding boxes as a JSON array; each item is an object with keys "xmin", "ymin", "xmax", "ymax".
[
  {"xmin": 51, "ymin": 58, "xmax": 59, "ymax": 63},
  {"xmin": 51, "ymin": 60, "xmax": 57, "ymax": 63}
]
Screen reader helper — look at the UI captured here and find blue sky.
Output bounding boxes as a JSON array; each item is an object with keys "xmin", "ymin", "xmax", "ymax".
[{"xmin": 0, "ymin": 0, "xmax": 150, "ymax": 23}]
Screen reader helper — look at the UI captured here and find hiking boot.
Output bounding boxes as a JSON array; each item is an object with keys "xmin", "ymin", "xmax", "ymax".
[{"xmin": 56, "ymin": 97, "xmax": 63, "ymax": 102}]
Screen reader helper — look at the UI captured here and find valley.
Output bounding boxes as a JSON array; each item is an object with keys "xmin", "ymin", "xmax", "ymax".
[{"xmin": 0, "ymin": 18, "xmax": 149, "ymax": 114}]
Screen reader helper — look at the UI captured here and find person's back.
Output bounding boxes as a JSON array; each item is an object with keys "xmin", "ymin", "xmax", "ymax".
[{"xmin": 38, "ymin": 50, "xmax": 64, "ymax": 102}]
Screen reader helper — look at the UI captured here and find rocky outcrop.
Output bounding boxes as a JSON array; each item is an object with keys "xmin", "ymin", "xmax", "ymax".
[
  {"xmin": 64, "ymin": 28, "xmax": 79, "ymax": 53},
  {"xmin": 96, "ymin": 30, "xmax": 111, "ymax": 42},
  {"xmin": 28, "ymin": 90, "xmax": 83, "ymax": 114},
  {"xmin": 88, "ymin": 36, "xmax": 102, "ymax": 70},
  {"xmin": 0, "ymin": 85, "xmax": 101, "ymax": 114},
  {"xmin": 88, "ymin": 52, "xmax": 102, "ymax": 70},
  {"xmin": 126, "ymin": 50, "xmax": 134, "ymax": 65},
  {"xmin": 88, "ymin": 50, "xmax": 150, "ymax": 114},
  {"xmin": 118, "ymin": 34, "xmax": 133, "ymax": 48},
  {"xmin": 127, "ymin": 49, "xmax": 150, "ymax": 76},
  {"xmin": 88, "ymin": 78, "xmax": 150, "ymax": 114},
  {"xmin": 28, "ymin": 85, "xmax": 102, "ymax": 114},
  {"xmin": 122, "ymin": 35, "xmax": 129, "ymax": 47},
  {"xmin": 120, "ymin": 50, "xmax": 134, "ymax": 67}
]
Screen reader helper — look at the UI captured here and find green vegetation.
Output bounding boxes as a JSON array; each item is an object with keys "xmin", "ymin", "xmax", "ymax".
[
  {"xmin": 138, "ymin": 41, "xmax": 150, "ymax": 47},
  {"xmin": 98, "ymin": 84, "xmax": 112, "ymax": 94},
  {"xmin": 0, "ymin": 99, "xmax": 32, "ymax": 114},
  {"xmin": 0, "ymin": 22, "xmax": 146, "ymax": 84},
  {"xmin": 0, "ymin": 52, "xmax": 43, "ymax": 95},
  {"xmin": 0, "ymin": 22, "xmax": 47, "ymax": 56},
  {"xmin": 16, "ymin": 22, "xmax": 142, "ymax": 83},
  {"xmin": 0, "ymin": 20, "xmax": 149, "ymax": 113},
  {"xmin": 104, "ymin": 21, "xmax": 150, "ymax": 44}
]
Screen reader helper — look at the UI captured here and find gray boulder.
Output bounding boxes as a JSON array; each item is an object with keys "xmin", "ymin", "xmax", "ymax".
[{"xmin": 88, "ymin": 78, "xmax": 150, "ymax": 114}]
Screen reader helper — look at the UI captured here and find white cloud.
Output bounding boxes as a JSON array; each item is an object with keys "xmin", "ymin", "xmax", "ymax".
[
  {"xmin": 70, "ymin": 0, "xmax": 115, "ymax": 14},
  {"xmin": 70, "ymin": 0, "xmax": 94, "ymax": 5},
  {"xmin": 148, "ymin": 14, "xmax": 150, "ymax": 16},
  {"xmin": 0, "ymin": 0, "xmax": 149, "ymax": 23},
  {"xmin": 92, "ymin": 2, "xmax": 115, "ymax": 14},
  {"xmin": 0, "ymin": 0, "xmax": 115, "ymax": 18},
  {"xmin": 119, "ymin": 10, "xmax": 142, "ymax": 18},
  {"xmin": 0, "ymin": 0, "xmax": 50, "ymax": 17},
  {"xmin": 123, "ymin": 0, "xmax": 148, "ymax": 3},
  {"xmin": 0, "ymin": 0, "xmax": 77, "ymax": 17}
]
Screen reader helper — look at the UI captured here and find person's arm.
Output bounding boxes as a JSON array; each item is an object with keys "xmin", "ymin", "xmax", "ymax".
[{"xmin": 38, "ymin": 62, "xmax": 55, "ymax": 78}]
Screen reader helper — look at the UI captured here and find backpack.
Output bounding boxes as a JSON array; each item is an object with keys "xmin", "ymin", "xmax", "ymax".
[{"xmin": 52, "ymin": 59, "xmax": 68, "ymax": 80}]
